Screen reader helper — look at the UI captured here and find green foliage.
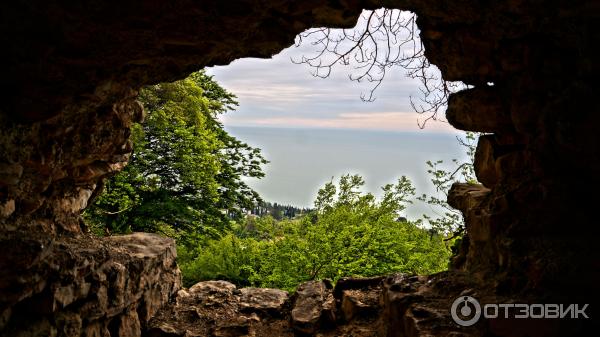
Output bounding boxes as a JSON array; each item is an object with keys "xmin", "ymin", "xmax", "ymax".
[
  {"xmin": 84, "ymin": 71, "xmax": 267, "ymax": 239},
  {"xmin": 83, "ymin": 69, "xmax": 474, "ymax": 292},
  {"xmin": 178, "ymin": 234, "xmax": 263, "ymax": 287},
  {"xmin": 418, "ymin": 132, "xmax": 478, "ymax": 234},
  {"xmin": 179, "ymin": 175, "xmax": 451, "ymax": 291}
]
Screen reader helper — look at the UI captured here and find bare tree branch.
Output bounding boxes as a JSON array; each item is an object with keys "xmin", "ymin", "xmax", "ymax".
[{"xmin": 293, "ymin": 8, "xmax": 467, "ymax": 127}]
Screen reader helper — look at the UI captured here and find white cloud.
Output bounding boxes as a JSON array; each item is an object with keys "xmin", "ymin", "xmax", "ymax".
[
  {"xmin": 207, "ymin": 18, "xmax": 451, "ymax": 133},
  {"xmin": 221, "ymin": 111, "xmax": 454, "ymax": 133}
]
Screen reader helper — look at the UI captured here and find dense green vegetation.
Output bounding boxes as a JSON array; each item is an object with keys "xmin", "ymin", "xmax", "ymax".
[
  {"xmin": 178, "ymin": 175, "xmax": 450, "ymax": 290},
  {"xmin": 84, "ymin": 71, "xmax": 267, "ymax": 240},
  {"xmin": 85, "ymin": 71, "xmax": 474, "ymax": 291}
]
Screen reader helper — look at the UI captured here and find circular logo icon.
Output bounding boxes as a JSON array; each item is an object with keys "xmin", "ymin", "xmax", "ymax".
[{"xmin": 451, "ymin": 296, "xmax": 481, "ymax": 326}]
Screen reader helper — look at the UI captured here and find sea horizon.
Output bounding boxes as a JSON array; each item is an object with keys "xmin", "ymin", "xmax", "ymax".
[{"xmin": 224, "ymin": 125, "xmax": 469, "ymax": 221}]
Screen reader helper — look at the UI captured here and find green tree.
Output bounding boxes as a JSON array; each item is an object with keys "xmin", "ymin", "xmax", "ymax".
[
  {"xmin": 250, "ymin": 175, "xmax": 449, "ymax": 290},
  {"xmin": 84, "ymin": 71, "xmax": 267, "ymax": 239},
  {"xmin": 177, "ymin": 175, "xmax": 452, "ymax": 291}
]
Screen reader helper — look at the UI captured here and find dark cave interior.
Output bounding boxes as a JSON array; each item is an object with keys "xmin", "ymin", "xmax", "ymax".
[{"xmin": 0, "ymin": 1, "xmax": 598, "ymax": 336}]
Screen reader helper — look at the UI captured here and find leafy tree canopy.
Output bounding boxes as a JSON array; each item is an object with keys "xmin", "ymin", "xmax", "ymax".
[
  {"xmin": 84, "ymin": 71, "xmax": 267, "ymax": 240},
  {"xmin": 179, "ymin": 175, "xmax": 451, "ymax": 290}
]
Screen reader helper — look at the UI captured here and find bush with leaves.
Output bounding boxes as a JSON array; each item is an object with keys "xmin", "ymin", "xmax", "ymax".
[
  {"xmin": 177, "ymin": 234, "xmax": 264, "ymax": 287},
  {"xmin": 252, "ymin": 175, "xmax": 450, "ymax": 290},
  {"xmin": 180, "ymin": 175, "xmax": 451, "ymax": 291}
]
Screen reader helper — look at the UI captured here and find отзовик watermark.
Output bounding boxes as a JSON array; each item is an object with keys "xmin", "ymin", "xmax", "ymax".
[{"xmin": 451, "ymin": 296, "xmax": 590, "ymax": 327}]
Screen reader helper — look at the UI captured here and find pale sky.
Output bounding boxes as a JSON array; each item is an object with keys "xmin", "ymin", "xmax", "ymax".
[
  {"xmin": 206, "ymin": 10, "xmax": 457, "ymax": 134},
  {"xmin": 202, "ymin": 10, "xmax": 470, "ymax": 215}
]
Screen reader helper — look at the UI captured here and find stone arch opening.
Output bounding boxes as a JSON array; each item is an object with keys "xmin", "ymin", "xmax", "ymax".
[
  {"xmin": 0, "ymin": 1, "xmax": 596, "ymax": 336},
  {"xmin": 201, "ymin": 8, "xmax": 471, "ymax": 224}
]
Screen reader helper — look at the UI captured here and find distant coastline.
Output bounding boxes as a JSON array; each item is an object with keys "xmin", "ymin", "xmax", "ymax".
[
  {"xmin": 225, "ymin": 124, "xmax": 461, "ymax": 136},
  {"xmin": 224, "ymin": 126, "xmax": 468, "ymax": 220}
]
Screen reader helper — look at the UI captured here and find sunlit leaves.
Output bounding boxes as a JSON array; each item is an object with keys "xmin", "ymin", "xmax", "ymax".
[
  {"xmin": 85, "ymin": 71, "xmax": 267, "ymax": 239},
  {"xmin": 179, "ymin": 175, "xmax": 451, "ymax": 291}
]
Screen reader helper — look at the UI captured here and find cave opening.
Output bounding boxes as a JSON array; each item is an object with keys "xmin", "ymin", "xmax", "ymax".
[
  {"xmin": 1, "ymin": 1, "xmax": 597, "ymax": 336},
  {"xmin": 203, "ymin": 8, "xmax": 473, "ymax": 222},
  {"xmin": 79, "ymin": 8, "xmax": 474, "ymax": 297}
]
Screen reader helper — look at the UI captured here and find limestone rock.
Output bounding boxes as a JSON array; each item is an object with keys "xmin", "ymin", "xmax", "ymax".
[
  {"xmin": 340, "ymin": 289, "xmax": 380, "ymax": 322},
  {"xmin": 446, "ymin": 87, "xmax": 513, "ymax": 133},
  {"xmin": 239, "ymin": 288, "xmax": 288, "ymax": 314},
  {"xmin": 0, "ymin": 233, "xmax": 180, "ymax": 337},
  {"xmin": 151, "ymin": 278, "xmax": 393, "ymax": 337},
  {"xmin": 148, "ymin": 274, "xmax": 502, "ymax": 337},
  {"xmin": 331, "ymin": 276, "xmax": 384, "ymax": 323},
  {"xmin": 382, "ymin": 273, "xmax": 474, "ymax": 337},
  {"xmin": 189, "ymin": 280, "xmax": 236, "ymax": 296},
  {"xmin": 148, "ymin": 281, "xmax": 292, "ymax": 337},
  {"xmin": 0, "ymin": 199, "xmax": 15, "ymax": 219},
  {"xmin": 291, "ymin": 280, "xmax": 335, "ymax": 334},
  {"xmin": 448, "ymin": 183, "xmax": 494, "ymax": 245},
  {"xmin": 473, "ymin": 135, "xmax": 499, "ymax": 188}
]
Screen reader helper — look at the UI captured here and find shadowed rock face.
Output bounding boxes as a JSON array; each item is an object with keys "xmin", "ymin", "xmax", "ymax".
[
  {"xmin": 0, "ymin": 233, "xmax": 180, "ymax": 336},
  {"xmin": 0, "ymin": 0, "xmax": 598, "ymax": 336}
]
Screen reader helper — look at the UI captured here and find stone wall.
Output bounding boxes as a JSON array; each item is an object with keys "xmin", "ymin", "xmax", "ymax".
[
  {"xmin": 0, "ymin": 233, "xmax": 180, "ymax": 337},
  {"xmin": 1, "ymin": 0, "xmax": 598, "ymax": 336}
]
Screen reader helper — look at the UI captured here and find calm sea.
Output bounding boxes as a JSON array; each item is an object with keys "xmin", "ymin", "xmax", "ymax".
[{"xmin": 226, "ymin": 126, "xmax": 469, "ymax": 220}]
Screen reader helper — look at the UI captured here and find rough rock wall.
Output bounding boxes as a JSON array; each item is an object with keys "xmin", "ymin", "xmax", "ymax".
[
  {"xmin": 0, "ymin": 233, "xmax": 180, "ymax": 336},
  {"xmin": 423, "ymin": 0, "xmax": 600, "ymax": 297},
  {"xmin": 0, "ymin": 0, "xmax": 598, "ymax": 336},
  {"xmin": 0, "ymin": 0, "xmax": 377, "ymax": 235},
  {"xmin": 0, "ymin": 2, "xmax": 376, "ymax": 335},
  {"xmin": 146, "ymin": 274, "xmax": 566, "ymax": 337}
]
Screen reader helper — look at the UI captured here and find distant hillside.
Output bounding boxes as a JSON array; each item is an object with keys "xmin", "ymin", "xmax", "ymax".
[{"xmin": 250, "ymin": 201, "xmax": 312, "ymax": 220}]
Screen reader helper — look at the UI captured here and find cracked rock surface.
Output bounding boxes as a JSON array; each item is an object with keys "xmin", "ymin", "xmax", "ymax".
[{"xmin": 0, "ymin": 233, "xmax": 180, "ymax": 337}]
